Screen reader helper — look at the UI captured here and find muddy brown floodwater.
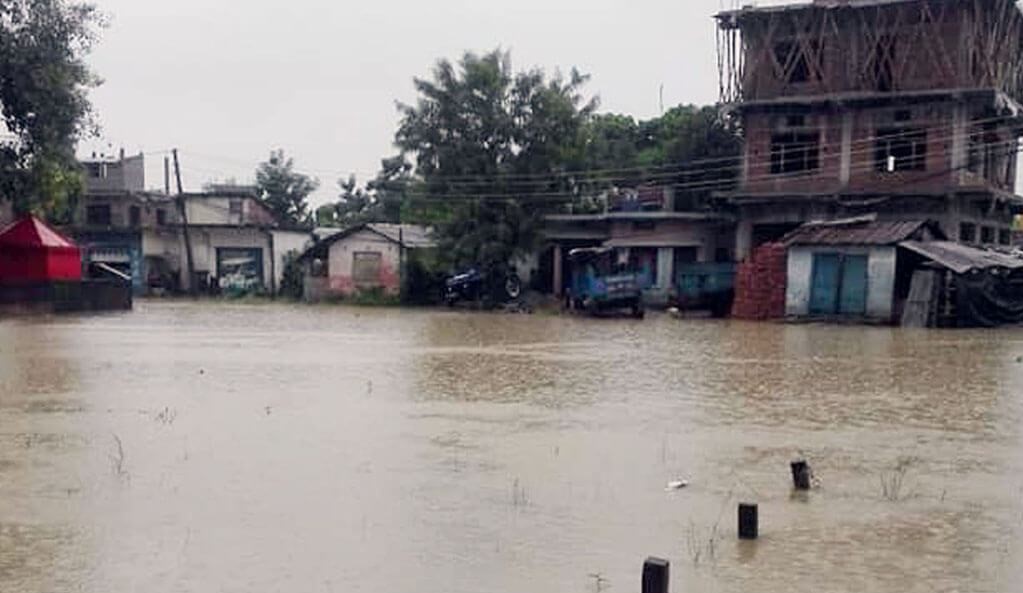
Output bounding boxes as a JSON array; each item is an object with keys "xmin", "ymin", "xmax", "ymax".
[{"xmin": 2, "ymin": 301, "xmax": 1023, "ymax": 592}]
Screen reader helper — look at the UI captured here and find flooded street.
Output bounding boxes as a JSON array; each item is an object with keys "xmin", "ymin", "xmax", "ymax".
[{"xmin": 2, "ymin": 301, "xmax": 1023, "ymax": 592}]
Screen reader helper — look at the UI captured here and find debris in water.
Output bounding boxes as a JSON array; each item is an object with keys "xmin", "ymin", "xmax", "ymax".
[{"xmin": 665, "ymin": 479, "xmax": 689, "ymax": 491}]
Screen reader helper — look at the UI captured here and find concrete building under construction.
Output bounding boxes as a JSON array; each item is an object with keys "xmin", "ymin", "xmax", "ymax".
[{"xmin": 715, "ymin": 0, "xmax": 1023, "ymax": 258}]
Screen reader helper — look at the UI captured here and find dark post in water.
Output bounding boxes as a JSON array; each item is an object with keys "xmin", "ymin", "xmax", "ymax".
[
  {"xmin": 791, "ymin": 459, "xmax": 811, "ymax": 490},
  {"xmin": 642, "ymin": 556, "xmax": 670, "ymax": 593},
  {"xmin": 738, "ymin": 503, "xmax": 759, "ymax": 539}
]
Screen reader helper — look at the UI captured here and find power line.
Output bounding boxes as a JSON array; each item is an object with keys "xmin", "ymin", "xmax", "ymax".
[
  {"xmin": 395, "ymin": 137, "xmax": 1023, "ymax": 202},
  {"xmin": 174, "ymin": 112, "xmax": 1019, "ymax": 192},
  {"xmin": 383, "ymin": 123, "xmax": 1021, "ymax": 197}
]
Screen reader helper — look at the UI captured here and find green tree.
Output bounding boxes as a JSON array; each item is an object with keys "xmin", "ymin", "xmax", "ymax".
[
  {"xmin": 255, "ymin": 149, "xmax": 319, "ymax": 226},
  {"xmin": 0, "ymin": 0, "xmax": 103, "ymax": 217},
  {"xmin": 393, "ymin": 49, "xmax": 596, "ymax": 273},
  {"xmin": 578, "ymin": 104, "xmax": 740, "ymax": 209},
  {"xmin": 315, "ymin": 157, "xmax": 409, "ymax": 227}
]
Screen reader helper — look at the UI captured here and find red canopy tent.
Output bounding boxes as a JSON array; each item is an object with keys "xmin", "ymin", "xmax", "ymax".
[{"xmin": 0, "ymin": 216, "xmax": 82, "ymax": 284}]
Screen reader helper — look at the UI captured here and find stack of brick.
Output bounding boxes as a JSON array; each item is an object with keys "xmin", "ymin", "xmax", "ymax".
[{"xmin": 731, "ymin": 242, "xmax": 787, "ymax": 320}]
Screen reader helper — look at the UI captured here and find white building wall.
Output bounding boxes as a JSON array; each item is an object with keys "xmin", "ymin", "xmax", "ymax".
[
  {"xmin": 185, "ymin": 198, "xmax": 235, "ymax": 225},
  {"xmin": 865, "ymin": 247, "xmax": 897, "ymax": 319},
  {"xmin": 271, "ymin": 229, "xmax": 313, "ymax": 290},
  {"xmin": 326, "ymin": 230, "xmax": 401, "ymax": 296},
  {"xmin": 0, "ymin": 200, "xmax": 12, "ymax": 227},
  {"xmin": 786, "ymin": 248, "xmax": 814, "ymax": 316},
  {"xmin": 184, "ymin": 227, "xmax": 272, "ymax": 291}
]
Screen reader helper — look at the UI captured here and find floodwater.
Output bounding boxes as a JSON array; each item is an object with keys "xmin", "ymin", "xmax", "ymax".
[{"xmin": 2, "ymin": 302, "xmax": 1023, "ymax": 593}]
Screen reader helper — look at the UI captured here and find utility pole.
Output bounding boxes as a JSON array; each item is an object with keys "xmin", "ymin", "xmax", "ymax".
[
  {"xmin": 173, "ymin": 149, "xmax": 197, "ymax": 295},
  {"xmin": 164, "ymin": 156, "xmax": 171, "ymax": 195}
]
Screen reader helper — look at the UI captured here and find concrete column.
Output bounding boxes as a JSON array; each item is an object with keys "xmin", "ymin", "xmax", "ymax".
[
  {"xmin": 839, "ymin": 112, "xmax": 853, "ymax": 187},
  {"xmin": 736, "ymin": 219, "xmax": 754, "ymax": 261},
  {"xmin": 950, "ymin": 103, "xmax": 967, "ymax": 186},
  {"xmin": 657, "ymin": 247, "xmax": 674, "ymax": 290},
  {"xmin": 552, "ymin": 244, "xmax": 563, "ymax": 297}
]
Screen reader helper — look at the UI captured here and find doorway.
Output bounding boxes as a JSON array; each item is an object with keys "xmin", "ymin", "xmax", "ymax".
[{"xmin": 809, "ymin": 253, "xmax": 868, "ymax": 315}]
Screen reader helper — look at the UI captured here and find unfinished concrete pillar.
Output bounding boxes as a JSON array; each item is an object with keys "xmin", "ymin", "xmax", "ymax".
[
  {"xmin": 657, "ymin": 247, "xmax": 674, "ymax": 291},
  {"xmin": 839, "ymin": 112, "xmax": 853, "ymax": 187},
  {"xmin": 552, "ymin": 243, "xmax": 563, "ymax": 297},
  {"xmin": 736, "ymin": 219, "xmax": 754, "ymax": 261}
]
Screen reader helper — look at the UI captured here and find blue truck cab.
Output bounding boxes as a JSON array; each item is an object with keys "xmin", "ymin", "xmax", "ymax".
[{"xmin": 566, "ymin": 247, "xmax": 644, "ymax": 317}]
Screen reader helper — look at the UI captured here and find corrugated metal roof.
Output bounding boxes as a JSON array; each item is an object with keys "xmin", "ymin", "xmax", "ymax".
[
  {"xmin": 297, "ymin": 223, "xmax": 435, "ymax": 262},
  {"xmin": 899, "ymin": 241, "xmax": 1023, "ymax": 274},
  {"xmin": 783, "ymin": 219, "xmax": 933, "ymax": 246},
  {"xmin": 367, "ymin": 223, "xmax": 435, "ymax": 248}
]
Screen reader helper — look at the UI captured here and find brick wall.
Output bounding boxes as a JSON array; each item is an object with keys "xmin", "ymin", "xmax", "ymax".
[{"xmin": 731, "ymin": 243, "xmax": 787, "ymax": 320}]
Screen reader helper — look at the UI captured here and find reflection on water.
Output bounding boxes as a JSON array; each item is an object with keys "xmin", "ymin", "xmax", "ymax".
[{"xmin": 1, "ymin": 301, "xmax": 1023, "ymax": 592}]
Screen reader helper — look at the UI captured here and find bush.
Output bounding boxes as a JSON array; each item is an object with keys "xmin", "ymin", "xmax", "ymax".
[
  {"xmin": 349, "ymin": 286, "xmax": 400, "ymax": 306},
  {"xmin": 279, "ymin": 252, "xmax": 304, "ymax": 300},
  {"xmin": 402, "ymin": 249, "xmax": 446, "ymax": 305}
]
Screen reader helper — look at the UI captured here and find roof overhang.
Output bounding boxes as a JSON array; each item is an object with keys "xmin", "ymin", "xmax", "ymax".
[{"xmin": 900, "ymin": 240, "xmax": 1023, "ymax": 274}]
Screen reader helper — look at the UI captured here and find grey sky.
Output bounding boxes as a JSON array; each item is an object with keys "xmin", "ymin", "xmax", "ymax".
[{"xmin": 81, "ymin": 0, "xmax": 774, "ymax": 206}]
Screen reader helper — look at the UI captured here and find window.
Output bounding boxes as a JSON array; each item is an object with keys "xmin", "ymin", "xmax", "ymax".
[
  {"xmin": 959, "ymin": 222, "xmax": 977, "ymax": 243},
  {"xmin": 715, "ymin": 248, "xmax": 731, "ymax": 263},
  {"xmin": 999, "ymin": 229, "xmax": 1012, "ymax": 246},
  {"xmin": 875, "ymin": 128, "xmax": 927, "ymax": 172},
  {"xmin": 352, "ymin": 252, "xmax": 383, "ymax": 285},
  {"xmin": 770, "ymin": 132, "xmax": 820, "ymax": 174},
  {"xmin": 981, "ymin": 226, "xmax": 995, "ymax": 244},
  {"xmin": 85, "ymin": 162, "xmax": 107, "ymax": 179},
  {"xmin": 774, "ymin": 40, "xmax": 820, "ymax": 84},
  {"xmin": 632, "ymin": 221, "xmax": 656, "ymax": 232},
  {"xmin": 156, "ymin": 209, "xmax": 167, "ymax": 226},
  {"xmin": 86, "ymin": 204, "xmax": 111, "ymax": 226},
  {"xmin": 229, "ymin": 199, "xmax": 243, "ymax": 220},
  {"xmin": 129, "ymin": 205, "xmax": 141, "ymax": 227},
  {"xmin": 674, "ymin": 246, "xmax": 698, "ymax": 267}
]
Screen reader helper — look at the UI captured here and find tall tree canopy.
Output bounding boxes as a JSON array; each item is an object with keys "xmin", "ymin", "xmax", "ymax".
[
  {"xmin": 255, "ymin": 149, "xmax": 319, "ymax": 226},
  {"xmin": 316, "ymin": 156, "xmax": 409, "ymax": 227},
  {"xmin": 0, "ymin": 0, "xmax": 103, "ymax": 216},
  {"xmin": 393, "ymin": 49, "xmax": 597, "ymax": 271},
  {"xmin": 580, "ymin": 105, "xmax": 741, "ymax": 204}
]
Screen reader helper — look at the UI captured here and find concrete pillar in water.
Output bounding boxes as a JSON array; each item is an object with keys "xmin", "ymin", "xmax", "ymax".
[
  {"xmin": 738, "ymin": 503, "xmax": 758, "ymax": 540},
  {"xmin": 735, "ymin": 219, "xmax": 753, "ymax": 261},
  {"xmin": 642, "ymin": 557, "xmax": 670, "ymax": 593},
  {"xmin": 791, "ymin": 460, "xmax": 811, "ymax": 490},
  {"xmin": 552, "ymin": 244, "xmax": 563, "ymax": 297}
]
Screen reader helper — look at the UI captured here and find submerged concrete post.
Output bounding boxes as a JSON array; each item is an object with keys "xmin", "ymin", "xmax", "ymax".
[
  {"xmin": 642, "ymin": 557, "xmax": 669, "ymax": 593},
  {"xmin": 738, "ymin": 503, "xmax": 758, "ymax": 540},
  {"xmin": 791, "ymin": 460, "xmax": 811, "ymax": 490},
  {"xmin": 552, "ymin": 244, "xmax": 563, "ymax": 297}
]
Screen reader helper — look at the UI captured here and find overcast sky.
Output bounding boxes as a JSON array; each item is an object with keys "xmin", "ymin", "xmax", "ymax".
[{"xmin": 81, "ymin": 0, "xmax": 783, "ymax": 206}]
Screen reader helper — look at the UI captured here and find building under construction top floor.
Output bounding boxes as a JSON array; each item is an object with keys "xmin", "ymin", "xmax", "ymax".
[{"xmin": 715, "ymin": 0, "xmax": 1023, "ymax": 258}]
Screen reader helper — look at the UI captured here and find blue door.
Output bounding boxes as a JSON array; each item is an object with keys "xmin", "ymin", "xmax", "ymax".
[
  {"xmin": 838, "ymin": 255, "xmax": 868, "ymax": 315},
  {"xmin": 809, "ymin": 253, "xmax": 840, "ymax": 314}
]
